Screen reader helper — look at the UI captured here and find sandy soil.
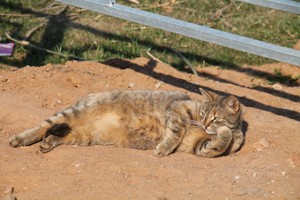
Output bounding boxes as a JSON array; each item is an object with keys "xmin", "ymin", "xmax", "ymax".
[{"xmin": 0, "ymin": 57, "xmax": 299, "ymax": 200}]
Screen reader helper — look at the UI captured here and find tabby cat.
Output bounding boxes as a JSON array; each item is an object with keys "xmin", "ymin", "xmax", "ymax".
[{"xmin": 9, "ymin": 88, "xmax": 244, "ymax": 157}]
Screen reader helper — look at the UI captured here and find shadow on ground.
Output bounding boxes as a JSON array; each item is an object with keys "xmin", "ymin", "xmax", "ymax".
[{"xmin": 103, "ymin": 58, "xmax": 300, "ymax": 122}]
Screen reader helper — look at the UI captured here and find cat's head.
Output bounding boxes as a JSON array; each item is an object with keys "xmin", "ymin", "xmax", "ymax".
[{"xmin": 199, "ymin": 88, "xmax": 242, "ymax": 134}]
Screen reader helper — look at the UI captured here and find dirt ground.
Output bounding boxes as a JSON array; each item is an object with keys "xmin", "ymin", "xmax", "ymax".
[{"xmin": 0, "ymin": 57, "xmax": 299, "ymax": 200}]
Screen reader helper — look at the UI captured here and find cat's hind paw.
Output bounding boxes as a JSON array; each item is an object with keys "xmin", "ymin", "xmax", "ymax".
[
  {"xmin": 9, "ymin": 136, "xmax": 24, "ymax": 148},
  {"xmin": 39, "ymin": 135, "xmax": 62, "ymax": 153},
  {"xmin": 39, "ymin": 141, "xmax": 54, "ymax": 153}
]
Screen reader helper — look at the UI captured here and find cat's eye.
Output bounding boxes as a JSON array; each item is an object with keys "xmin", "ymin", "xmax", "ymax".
[
  {"xmin": 200, "ymin": 112, "xmax": 207, "ymax": 118},
  {"xmin": 213, "ymin": 117, "xmax": 221, "ymax": 121}
]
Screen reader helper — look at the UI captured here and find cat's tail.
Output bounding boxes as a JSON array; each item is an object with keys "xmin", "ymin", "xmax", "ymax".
[{"xmin": 9, "ymin": 106, "xmax": 77, "ymax": 148}]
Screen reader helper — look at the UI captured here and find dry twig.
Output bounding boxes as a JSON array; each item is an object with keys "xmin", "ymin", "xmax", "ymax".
[
  {"xmin": 0, "ymin": 13, "xmax": 44, "ymax": 17},
  {"xmin": 210, "ymin": 2, "xmax": 233, "ymax": 20},
  {"xmin": 55, "ymin": 5, "xmax": 68, "ymax": 15},
  {"xmin": 5, "ymin": 32, "xmax": 84, "ymax": 61},
  {"xmin": 146, "ymin": 50, "xmax": 166, "ymax": 64},
  {"xmin": 127, "ymin": 0, "xmax": 140, "ymax": 5},
  {"xmin": 39, "ymin": 2, "xmax": 60, "ymax": 11},
  {"xmin": 142, "ymin": 1, "xmax": 184, "ymax": 10},
  {"xmin": 170, "ymin": 47, "xmax": 198, "ymax": 76},
  {"xmin": 23, "ymin": 22, "xmax": 47, "ymax": 40}
]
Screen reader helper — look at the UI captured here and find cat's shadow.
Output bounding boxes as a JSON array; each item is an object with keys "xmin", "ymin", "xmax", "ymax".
[{"xmin": 242, "ymin": 120, "xmax": 249, "ymax": 136}]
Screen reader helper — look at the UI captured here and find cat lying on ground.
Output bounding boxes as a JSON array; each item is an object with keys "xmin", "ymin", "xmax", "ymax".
[{"xmin": 9, "ymin": 88, "xmax": 244, "ymax": 157}]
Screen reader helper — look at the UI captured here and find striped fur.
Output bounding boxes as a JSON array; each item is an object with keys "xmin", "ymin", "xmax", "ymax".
[{"xmin": 9, "ymin": 89, "xmax": 244, "ymax": 157}]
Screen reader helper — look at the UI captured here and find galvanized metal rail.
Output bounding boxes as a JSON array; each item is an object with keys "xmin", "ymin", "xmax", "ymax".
[
  {"xmin": 57, "ymin": 0, "xmax": 300, "ymax": 66},
  {"xmin": 238, "ymin": 0, "xmax": 300, "ymax": 14}
]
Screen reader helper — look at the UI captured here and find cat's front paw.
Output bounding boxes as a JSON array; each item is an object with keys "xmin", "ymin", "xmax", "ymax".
[
  {"xmin": 9, "ymin": 135, "xmax": 24, "ymax": 147},
  {"xmin": 154, "ymin": 149, "xmax": 167, "ymax": 157},
  {"xmin": 216, "ymin": 126, "xmax": 231, "ymax": 137},
  {"xmin": 154, "ymin": 144, "xmax": 171, "ymax": 157}
]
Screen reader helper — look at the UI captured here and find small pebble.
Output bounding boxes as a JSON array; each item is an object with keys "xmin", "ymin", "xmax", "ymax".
[
  {"xmin": 252, "ymin": 138, "xmax": 270, "ymax": 151},
  {"xmin": 272, "ymin": 83, "xmax": 282, "ymax": 90},
  {"xmin": 155, "ymin": 82, "xmax": 163, "ymax": 89},
  {"xmin": 128, "ymin": 83, "xmax": 135, "ymax": 88},
  {"xmin": 234, "ymin": 188, "xmax": 247, "ymax": 196},
  {"xmin": 258, "ymin": 138, "xmax": 270, "ymax": 148},
  {"xmin": 75, "ymin": 164, "xmax": 80, "ymax": 168}
]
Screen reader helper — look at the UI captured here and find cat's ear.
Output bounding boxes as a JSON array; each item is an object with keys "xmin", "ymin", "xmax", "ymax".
[
  {"xmin": 223, "ymin": 96, "xmax": 240, "ymax": 114},
  {"xmin": 199, "ymin": 88, "xmax": 217, "ymax": 102}
]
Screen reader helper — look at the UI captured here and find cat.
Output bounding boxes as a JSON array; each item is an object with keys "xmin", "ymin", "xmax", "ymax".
[{"xmin": 9, "ymin": 88, "xmax": 244, "ymax": 157}]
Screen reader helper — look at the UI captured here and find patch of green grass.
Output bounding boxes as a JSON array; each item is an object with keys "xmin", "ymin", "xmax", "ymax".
[
  {"xmin": 267, "ymin": 69, "xmax": 300, "ymax": 85},
  {"xmin": 0, "ymin": 0, "xmax": 299, "ymax": 72}
]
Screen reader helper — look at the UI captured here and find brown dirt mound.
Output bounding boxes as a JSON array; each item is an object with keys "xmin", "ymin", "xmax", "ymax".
[{"xmin": 0, "ymin": 57, "xmax": 299, "ymax": 199}]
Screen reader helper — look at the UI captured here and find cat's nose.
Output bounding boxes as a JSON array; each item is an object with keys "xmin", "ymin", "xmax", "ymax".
[{"xmin": 204, "ymin": 121, "xmax": 211, "ymax": 129}]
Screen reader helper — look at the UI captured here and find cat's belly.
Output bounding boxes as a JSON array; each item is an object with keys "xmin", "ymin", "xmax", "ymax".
[{"xmin": 89, "ymin": 111, "xmax": 165, "ymax": 150}]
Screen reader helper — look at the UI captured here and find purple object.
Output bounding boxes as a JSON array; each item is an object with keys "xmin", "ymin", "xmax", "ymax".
[{"xmin": 0, "ymin": 43, "xmax": 15, "ymax": 56}]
